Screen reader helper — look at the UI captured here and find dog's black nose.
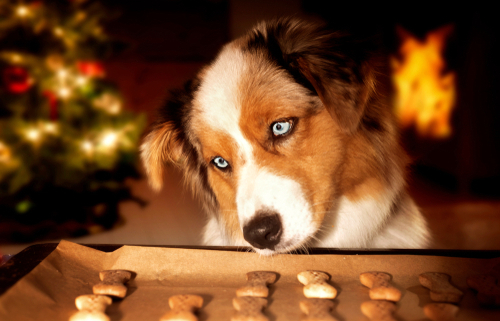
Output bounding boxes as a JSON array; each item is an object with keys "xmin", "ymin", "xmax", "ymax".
[{"xmin": 243, "ymin": 212, "xmax": 282, "ymax": 250}]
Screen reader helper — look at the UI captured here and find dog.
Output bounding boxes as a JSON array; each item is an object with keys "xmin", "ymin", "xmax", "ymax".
[{"xmin": 141, "ymin": 18, "xmax": 431, "ymax": 255}]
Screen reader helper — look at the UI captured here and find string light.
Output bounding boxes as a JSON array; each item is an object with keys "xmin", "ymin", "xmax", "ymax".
[
  {"xmin": 43, "ymin": 122, "xmax": 58, "ymax": 134},
  {"xmin": 26, "ymin": 128, "xmax": 41, "ymax": 142},
  {"xmin": 93, "ymin": 93, "xmax": 122, "ymax": 114},
  {"xmin": 108, "ymin": 102, "xmax": 121, "ymax": 114},
  {"xmin": 16, "ymin": 6, "xmax": 29, "ymax": 17},
  {"xmin": 57, "ymin": 69, "xmax": 68, "ymax": 80},
  {"xmin": 100, "ymin": 131, "xmax": 118, "ymax": 148},
  {"xmin": 75, "ymin": 75, "xmax": 88, "ymax": 86},
  {"xmin": 81, "ymin": 140, "xmax": 94, "ymax": 154},
  {"xmin": 11, "ymin": 53, "xmax": 22, "ymax": 63},
  {"xmin": 58, "ymin": 87, "xmax": 71, "ymax": 98},
  {"xmin": 53, "ymin": 27, "xmax": 64, "ymax": 37}
]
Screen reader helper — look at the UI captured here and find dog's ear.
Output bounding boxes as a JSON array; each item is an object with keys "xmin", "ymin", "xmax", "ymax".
[
  {"xmin": 140, "ymin": 121, "xmax": 184, "ymax": 191},
  {"xmin": 294, "ymin": 54, "xmax": 376, "ymax": 134},
  {"xmin": 256, "ymin": 18, "xmax": 378, "ymax": 134},
  {"xmin": 140, "ymin": 81, "xmax": 197, "ymax": 191}
]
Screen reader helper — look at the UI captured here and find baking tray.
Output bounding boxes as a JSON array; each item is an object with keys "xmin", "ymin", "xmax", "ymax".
[{"xmin": 1, "ymin": 241, "xmax": 499, "ymax": 320}]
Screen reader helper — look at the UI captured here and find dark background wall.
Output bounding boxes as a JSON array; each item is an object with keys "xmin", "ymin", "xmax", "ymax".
[{"xmin": 103, "ymin": 0, "xmax": 500, "ymax": 197}]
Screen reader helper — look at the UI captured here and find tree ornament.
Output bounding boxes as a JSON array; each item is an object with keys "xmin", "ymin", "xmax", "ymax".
[
  {"xmin": 43, "ymin": 90, "xmax": 59, "ymax": 120},
  {"xmin": 2, "ymin": 66, "xmax": 33, "ymax": 94},
  {"xmin": 77, "ymin": 61, "xmax": 105, "ymax": 78}
]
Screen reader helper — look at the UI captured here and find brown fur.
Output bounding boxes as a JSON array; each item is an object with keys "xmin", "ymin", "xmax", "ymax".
[{"xmin": 141, "ymin": 17, "xmax": 426, "ymax": 250}]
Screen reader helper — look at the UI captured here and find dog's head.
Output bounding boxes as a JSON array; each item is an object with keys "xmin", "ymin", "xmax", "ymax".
[{"xmin": 141, "ymin": 18, "xmax": 395, "ymax": 254}]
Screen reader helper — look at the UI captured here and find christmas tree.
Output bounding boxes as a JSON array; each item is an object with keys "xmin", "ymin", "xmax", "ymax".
[{"xmin": 0, "ymin": 0, "xmax": 146, "ymax": 242}]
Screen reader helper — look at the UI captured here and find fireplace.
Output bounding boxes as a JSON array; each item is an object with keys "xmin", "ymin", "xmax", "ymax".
[{"xmin": 303, "ymin": 3, "xmax": 500, "ymax": 198}]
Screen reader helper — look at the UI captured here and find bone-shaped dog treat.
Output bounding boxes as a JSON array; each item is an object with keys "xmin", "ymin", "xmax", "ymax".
[
  {"xmin": 467, "ymin": 274, "xmax": 500, "ymax": 306},
  {"xmin": 360, "ymin": 300, "xmax": 397, "ymax": 321},
  {"xmin": 419, "ymin": 272, "xmax": 463, "ymax": 303},
  {"xmin": 300, "ymin": 298, "xmax": 339, "ymax": 321},
  {"xmin": 236, "ymin": 271, "xmax": 277, "ymax": 297},
  {"xmin": 160, "ymin": 294, "xmax": 204, "ymax": 321},
  {"xmin": 360, "ymin": 272, "xmax": 402, "ymax": 302},
  {"xmin": 93, "ymin": 270, "xmax": 132, "ymax": 298},
  {"xmin": 232, "ymin": 296, "xmax": 268, "ymax": 321},
  {"xmin": 423, "ymin": 303, "xmax": 459, "ymax": 321},
  {"xmin": 297, "ymin": 271, "xmax": 337, "ymax": 299},
  {"xmin": 69, "ymin": 294, "xmax": 112, "ymax": 321}
]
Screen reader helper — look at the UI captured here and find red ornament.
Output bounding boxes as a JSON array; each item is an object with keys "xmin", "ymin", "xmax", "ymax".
[
  {"xmin": 76, "ymin": 61, "xmax": 105, "ymax": 77},
  {"xmin": 2, "ymin": 66, "xmax": 33, "ymax": 94},
  {"xmin": 43, "ymin": 91, "xmax": 58, "ymax": 120}
]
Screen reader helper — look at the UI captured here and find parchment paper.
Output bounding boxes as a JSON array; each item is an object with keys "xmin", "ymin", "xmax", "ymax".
[{"xmin": 0, "ymin": 240, "xmax": 499, "ymax": 320}]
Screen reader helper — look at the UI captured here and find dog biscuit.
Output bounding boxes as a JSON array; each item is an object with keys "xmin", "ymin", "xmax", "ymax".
[
  {"xmin": 360, "ymin": 300, "xmax": 397, "ymax": 321},
  {"xmin": 300, "ymin": 298, "xmax": 338, "ymax": 321},
  {"xmin": 423, "ymin": 303, "xmax": 459, "ymax": 321},
  {"xmin": 467, "ymin": 274, "xmax": 500, "ymax": 306},
  {"xmin": 360, "ymin": 272, "xmax": 401, "ymax": 302},
  {"xmin": 236, "ymin": 271, "xmax": 277, "ymax": 298},
  {"xmin": 419, "ymin": 272, "xmax": 463, "ymax": 303},
  {"xmin": 232, "ymin": 296, "xmax": 268, "ymax": 321},
  {"xmin": 297, "ymin": 271, "xmax": 337, "ymax": 299},
  {"xmin": 93, "ymin": 270, "xmax": 132, "ymax": 298},
  {"xmin": 160, "ymin": 294, "xmax": 204, "ymax": 321},
  {"xmin": 69, "ymin": 294, "xmax": 112, "ymax": 321}
]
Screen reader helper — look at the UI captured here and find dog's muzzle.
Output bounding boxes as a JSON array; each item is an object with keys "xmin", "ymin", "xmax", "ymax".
[{"xmin": 243, "ymin": 211, "xmax": 282, "ymax": 250}]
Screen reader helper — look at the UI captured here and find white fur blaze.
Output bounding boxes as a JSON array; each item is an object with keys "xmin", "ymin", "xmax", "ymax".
[{"xmin": 236, "ymin": 163, "xmax": 317, "ymax": 254}]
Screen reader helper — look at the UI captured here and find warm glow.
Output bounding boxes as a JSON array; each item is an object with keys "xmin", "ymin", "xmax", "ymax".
[
  {"xmin": 0, "ymin": 141, "xmax": 11, "ymax": 162},
  {"xmin": 82, "ymin": 140, "xmax": 94, "ymax": 153},
  {"xmin": 26, "ymin": 129, "xmax": 41, "ymax": 142},
  {"xmin": 11, "ymin": 53, "xmax": 22, "ymax": 63},
  {"xmin": 16, "ymin": 6, "xmax": 29, "ymax": 17},
  {"xmin": 392, "ymin": 26, "xmax": 455, "ymax": 138},
  {"xmin": 58, "ymin": 87, "xmax": 71, "ymax": 98},
  {"xmin": 108, "ymin": 102, "xmax": 121, "ymax": 114},
  {"xmin": 54, "ymin": 27, "xmax": 64, "ymax": 37},
  {"xmin": 57, "ymin": 69, "xmax": 68, "ymax": 79},
  {"xmin": 100, "ymin": 132, "xmax": 118, "ymax": 148},
  {"xmin": 75, "ymin": 11, "xmax": 87, "ymax": 22},
  {"xmin": 75, "ymin": 75, "xmax": 88, "ymax": 86},
  {"xmin": 43, "ymin": 122, "xmax": 58, "ymax": 134}
]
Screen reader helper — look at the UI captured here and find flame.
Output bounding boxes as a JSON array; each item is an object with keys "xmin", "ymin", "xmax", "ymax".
[{"xmin": 392, "ymin": 25, "xmax": 456, "ymax": 138}]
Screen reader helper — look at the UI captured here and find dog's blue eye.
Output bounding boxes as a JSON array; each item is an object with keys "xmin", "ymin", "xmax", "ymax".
[
  {"xmin": 272, "ymin": 120, "xmax": 292, "ymax": 136},
  {"xmin": 212, "ymin": 156, "xmax": 229, "ymax": 169}
]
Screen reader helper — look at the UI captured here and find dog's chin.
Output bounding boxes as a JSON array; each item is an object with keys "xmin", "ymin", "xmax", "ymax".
[
  {"xmin": 253, "ymin": 248, "xmax": 276, "ymax": 256},
  {"xmin": 251, "ymin": 238, "xmax": 311, "ymax": 256}
]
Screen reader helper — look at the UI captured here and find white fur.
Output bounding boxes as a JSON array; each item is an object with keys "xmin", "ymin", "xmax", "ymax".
[
  {"xmin": 370, "ymin": 194, "xmax": 430, "ymax": 248},
  {"xmin": 193, "ymin": 43, "xmax": 430, "ymax": 253},
  {"xmin": 314, "ymin": 190, "xmax": 430, "ymax": 249},
  {"xmin": 195, "ymin": 47, "xmax": 322, "ymax": 254},
  {"xmin": 236, "ymin": 164, "xmax": 318, "ymax": 255},
  {"xmin": 203, "ymin": 188, "xmax": 430, "ymax": 250},
  {"xmin": 202, "ymin": 215, "xmax": 248, "ymax": 246},
  {"xmin": 315, "ymin": 193, "xmax": 396, "ymax": 248},
  {"xmin": 194, "ymin": 46, "xmax": 253, "ymax": 159}
]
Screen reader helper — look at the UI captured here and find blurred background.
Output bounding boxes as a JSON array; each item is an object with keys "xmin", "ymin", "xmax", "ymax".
[{"xmin": 1, "ymin": 0, "xmax": 499, "ymax": 260}]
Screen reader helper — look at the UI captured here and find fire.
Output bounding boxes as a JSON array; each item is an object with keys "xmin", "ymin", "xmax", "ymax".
[{"xmin": 392, "ymin": 26, "xmax": 455, "ymax": 138}]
